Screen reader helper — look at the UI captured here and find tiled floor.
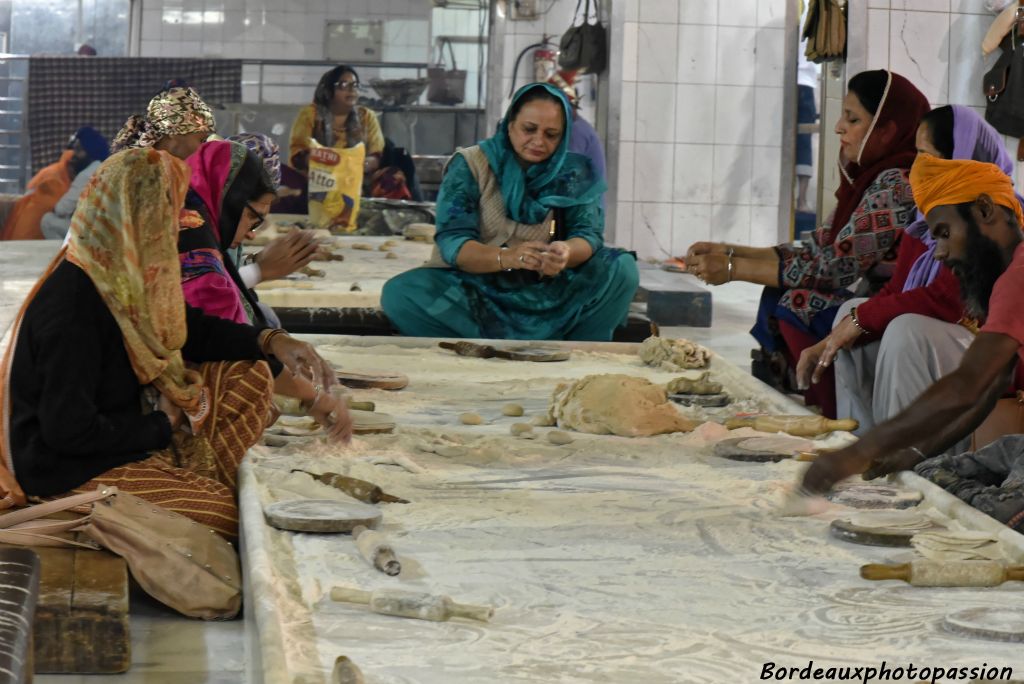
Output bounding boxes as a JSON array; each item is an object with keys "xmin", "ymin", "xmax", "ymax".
[{"xmin": 32, "ymin": 279, "xmax": 767, "ymax": 683}]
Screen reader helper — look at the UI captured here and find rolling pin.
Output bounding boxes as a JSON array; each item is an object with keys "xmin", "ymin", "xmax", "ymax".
[
  {"xmin": 292, "ymin": 469, "xmax": 408, "ymax": 504},
  {"xmin": 861, "ymin": 561, "xmax": 1024, "ymax": 587},
  {"xmin": 724, "ymin": 415, "xmax": 858, "ymax": 437},
  {"xmin": 352, "ymin": 524, "xmax": 401, "ymax": 576},
  {"xmin": 330, "ymin": 586, "xmax": 493, "ymax": 622}
]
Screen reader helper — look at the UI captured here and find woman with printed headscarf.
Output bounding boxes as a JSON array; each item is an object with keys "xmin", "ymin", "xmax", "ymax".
[
  {"xmin": 0, "ymin": 147, "xmax": 342, "ymax": 536},
  {"xmin": 381, "ymin": 83, "xmax": 638, "ymax": 341},
  {"xmin": 684, "ymin": 70, "xmax": 930, "ymax": 418},
  {"xmin": 177, "ymin": 140, "xmax": 351, "ymax": 442},
  {"xmin": 797, "ymin": 105, "xmax": 1024, "ymax": 449},
  {"xmin": 112, "ymin": 86, "xmax": 215, "ymax": 160}
]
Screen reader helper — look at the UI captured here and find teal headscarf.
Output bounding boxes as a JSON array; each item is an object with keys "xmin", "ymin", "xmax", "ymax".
[{"xmin": 480, "ymin": 82, "xmax": 606, "ymax": 224}]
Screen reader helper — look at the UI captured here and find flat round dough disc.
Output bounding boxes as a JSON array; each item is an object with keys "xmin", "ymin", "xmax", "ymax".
[
  {"xmin": 264, "ymin": 499, "xmax": 382, "ymax": 533},
  {"xmin": 943, "ymin": 607, "xmax": 1024, "ymax": 643},
  {"xmin": 826, "ymin": 483, "xmax": 923, "ymax": 509},
  {"xmin": 847, "ymin": 510, "xmax": 933, "ymax": 530},
  {"xmin": 351, "ymin": 409, "xmax": 395, "ymax": 434}
]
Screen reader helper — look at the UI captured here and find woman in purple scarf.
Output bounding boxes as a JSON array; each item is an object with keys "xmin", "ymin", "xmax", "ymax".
[{"xmin": 797, "ymin": 105, "xmax": 1022, "ymax": 451}]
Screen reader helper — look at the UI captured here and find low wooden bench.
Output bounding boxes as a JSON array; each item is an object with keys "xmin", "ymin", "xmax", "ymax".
[
  {"xmin": 33, "ymin": 546, "xmax": 129, "ymax": 674},
  {"xmin": 0, "ymin": 547, "xmax": 40, "ymax": 684}
]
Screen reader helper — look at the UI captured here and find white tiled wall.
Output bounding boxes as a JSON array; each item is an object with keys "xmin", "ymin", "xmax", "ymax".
[
  {"xmin": 137, "ymin": 0, "xmax": 434, "ymax": 104},
  {"xmin": 853, "ymin": 0, "xmax": 1024, "ymax": 189},
  {"xmin": 613, "ymin": 0, "xmax": 788, "ymax": 259}
]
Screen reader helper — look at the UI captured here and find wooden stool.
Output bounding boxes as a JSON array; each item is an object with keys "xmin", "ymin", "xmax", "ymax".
[
  {"xmin": 0, "ymin": 547, "xmax": 40, "ymax": 684},
  {"xmin": 33, "ymin": 546, "xmax": 130, "ymax": 674}
]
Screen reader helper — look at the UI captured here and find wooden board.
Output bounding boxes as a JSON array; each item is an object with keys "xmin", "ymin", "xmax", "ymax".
[
  {"xmin": 33, "ymin": 546, "xmax": 129, "ymax": 674},
  {"xmin": 336, "ymin": 370, "xmax": 409, "ymax": 390},
  {"xmin": 0, "ymin": 547, "xmax": 40, "ymax": 683},
  {"xmin": 264, "ymin": 499, "xmax": 382, "ymax": 533}
]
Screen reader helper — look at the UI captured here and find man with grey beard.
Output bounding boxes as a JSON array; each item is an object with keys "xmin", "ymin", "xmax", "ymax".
[{"xmin": 798, "ymin": 154, "xmax": 1024, "ymax": 531}]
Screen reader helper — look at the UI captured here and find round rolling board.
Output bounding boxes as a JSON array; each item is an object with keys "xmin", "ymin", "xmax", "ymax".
[
  {"xmin": 670, "ymin": 392, "xmax": 731, "ymax": 408},
  {"xmin": 351, "ymin": 409, "xmax": 396, "ymax": 435},
  {"xmin": 942, "ymin": 607, "xmax": 1024, "ymax": 644},
  {"xmin": 829, "ymin": 510, "xmax": 941, "ymax": 548},
  {"xmin": 264, "ymin": 499, "xmax": 382, "ymax": 533},
  {"xmin": 825, "ymin": 482, "xmax": 924, "ymax": 509},
  {"xmin": 712, "ymin": 436, "xmax": 812, "ymax": 463},
  {"xmin": 335, "ymin": 369, "xmax": 409, "ymax": 391}
]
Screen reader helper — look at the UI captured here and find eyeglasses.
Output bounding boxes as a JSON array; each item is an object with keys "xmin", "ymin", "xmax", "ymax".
[
  {"xmin": 334, "ymin": 81, "xmax": 360, "ymax": 91},
  {"xmin": 245, "ymin": 202, "xmax": 267, "ymax": 231}
]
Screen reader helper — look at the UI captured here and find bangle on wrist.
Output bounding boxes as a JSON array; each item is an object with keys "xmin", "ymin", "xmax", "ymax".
[
  {"xmin": 726, "ymin": 248, "xmax": 734, "ymax": 282},
  {"xmin": 259, "ymin": 328, "xmax": 288, "ymax": 356},
  {"xmin": 849, "ymin": 307, "xmax": 867, "ymax": 334},
  {"xmin": 909, "ymin": 445, "xmax": 927, "ymax": 461},
  {"xmin": 497, "ymin": 247, "xmax": 512, "ymax": 272}
]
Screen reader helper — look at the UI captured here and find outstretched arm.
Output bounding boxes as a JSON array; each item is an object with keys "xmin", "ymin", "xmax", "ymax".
[{"xmin": 801, "ymin": 331, "xmax": 1021, "ymax": 493}]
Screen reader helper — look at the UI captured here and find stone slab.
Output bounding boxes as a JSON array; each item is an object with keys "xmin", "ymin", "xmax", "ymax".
[{"xmin": 636, "ymin": 267, "xmax": 712, "ymax": 327}]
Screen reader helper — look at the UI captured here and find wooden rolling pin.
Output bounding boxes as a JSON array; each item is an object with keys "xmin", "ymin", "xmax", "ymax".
[
  {"xmin": 330, "ymin": 586, "xmax": 493, "ymax": 622},
  {"xmin": 353, "ymin": 524, "xmax": 401, "ymax": 576},
  {"xmin": 292, "ymin": 469, "xmax": 409, "ymax": 504},
  {"xmin": 724, "ymin": 415, "xmax": 858, "ymax": 437},
  {"xmin": 861, "ymin": 561, "xmax": 1024, "ymax": 587}
]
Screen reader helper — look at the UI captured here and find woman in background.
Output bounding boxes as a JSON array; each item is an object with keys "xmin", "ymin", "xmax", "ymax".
[{"xmin": 381, "ymin": 83, "xmax": 637, "ymax": 341}]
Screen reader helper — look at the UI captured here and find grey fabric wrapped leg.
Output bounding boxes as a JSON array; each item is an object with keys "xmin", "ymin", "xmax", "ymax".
[{"xmin": 915, "ymin": 434, "xmax": 1024, "ymax": 531}]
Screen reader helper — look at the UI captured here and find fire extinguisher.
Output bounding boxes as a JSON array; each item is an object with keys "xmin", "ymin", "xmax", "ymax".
[{"xmin": 509, "ymin": 38, "xmax": 558, "ymax": 98}]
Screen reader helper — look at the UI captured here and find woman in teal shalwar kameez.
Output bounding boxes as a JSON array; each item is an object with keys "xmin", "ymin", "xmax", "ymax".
[{"xmin": 381, "ymin": 83, "xmax": 638, "ymax": 341}]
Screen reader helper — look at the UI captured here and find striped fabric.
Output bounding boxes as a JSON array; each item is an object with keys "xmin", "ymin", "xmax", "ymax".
[{"xmin": 74, "ymin": 360, "xmax": 274, "ymax": 538}]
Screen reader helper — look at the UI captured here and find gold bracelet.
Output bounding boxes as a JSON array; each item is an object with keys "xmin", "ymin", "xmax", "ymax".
[
  {"xmin": 497, "ymin": 247, "xmax": 512, "ymax": 272},
  {"xmin": 259, "ymin": 328, "xmax": 288, "ymax": 356},
  {"xmin": 849, "ymin": 307, "xmax": 867, "ymax": 334}
]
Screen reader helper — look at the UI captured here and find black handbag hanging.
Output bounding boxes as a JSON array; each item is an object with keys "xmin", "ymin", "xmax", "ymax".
[
  {"xmin": 984, "ymin": 0, "xmax": 1024, "ymax": 160},
  {"xmin": 558, "ymin": 0, "xmax": 607, "ymax": 74}
]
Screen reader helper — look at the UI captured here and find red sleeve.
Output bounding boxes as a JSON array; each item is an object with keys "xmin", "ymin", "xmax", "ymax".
[
  {"xmin": 855, "ymin": 265, "xmax": 964, "ymax": 336},
  {"xmin": 980, "ymin": 244, "xmax": 1024, "ymax": 349}
]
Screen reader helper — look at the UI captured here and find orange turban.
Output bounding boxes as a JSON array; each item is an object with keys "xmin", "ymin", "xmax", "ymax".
[{"xmin": 910, "ymin": 153, "xmax": 1024, "ymax": 227}]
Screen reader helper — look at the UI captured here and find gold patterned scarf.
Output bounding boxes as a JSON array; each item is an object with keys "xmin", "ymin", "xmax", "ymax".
[
  {"xmin": 112, "ymin": 87, "xmax": 215, "ymax": 152},
  {"xmin": 65, "ymin": 147, "xmax": 204, "ymax": 409}
]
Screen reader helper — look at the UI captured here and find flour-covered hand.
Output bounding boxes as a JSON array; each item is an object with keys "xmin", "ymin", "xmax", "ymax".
[{"xmin": 268, "ymin": 334, "xmax": 336, "ymax": 392}]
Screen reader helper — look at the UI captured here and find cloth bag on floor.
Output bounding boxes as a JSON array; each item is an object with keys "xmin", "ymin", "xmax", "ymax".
[{"xmin": 0, "ymin": 486, "xmax": 242, "ymax": 620}]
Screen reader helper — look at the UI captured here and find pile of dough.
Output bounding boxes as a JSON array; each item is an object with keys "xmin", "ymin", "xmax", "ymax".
[
  {"xmin": 911, "ymin": 530, "xmax": 1006, "ymax": 562},
  {"xmin": 845, "ymin": 510, "xmax": 934, "ymax": 530},
  {"xmin": 638, "ymin": 336, "xmax": 711, "ymax": 371},
  {"xmin": 547, "ymin": 374, "xmax": 697, "ymax": 437},
  {"xmin": 664, "ymin": 371, "xmax": 721, "ymax": 395}
]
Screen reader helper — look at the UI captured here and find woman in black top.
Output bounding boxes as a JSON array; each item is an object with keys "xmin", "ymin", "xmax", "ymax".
[{"xmin": 0, "ymin": 147, "xmax": 349, "ymax": 537}]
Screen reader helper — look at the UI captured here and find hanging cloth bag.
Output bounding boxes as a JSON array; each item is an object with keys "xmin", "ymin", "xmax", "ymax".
[
  {"xmin": 427, "ymin": 38, "xmax": 467, "ymax": 106},
  {"xmin": 558, "ymin": 0, "xmax": 607, "ymax": 74},
  {"xmin": 984, "ymin": 1, "xmax": 1024, "ymax": 159}
]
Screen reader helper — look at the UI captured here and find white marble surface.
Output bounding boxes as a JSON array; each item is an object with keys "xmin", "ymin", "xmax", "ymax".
[
  {"xmin": 251, "ymin": 234, "xmax": 432, "ymax": 311},
  {"xmin": 239, "ymin": 337, "xmax": 1024, "ymax": 684}
]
